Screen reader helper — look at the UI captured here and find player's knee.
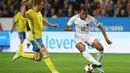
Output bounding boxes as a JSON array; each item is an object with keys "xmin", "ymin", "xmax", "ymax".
[
  {"xmin": 40, "ymin": 48, "xmax": 49, "ymax": 55},
  {"xmin": 35, "ymin": 57, "xmax": 42, "ymax": 61},
  {"xmin": 97, "ymin": 46, "xmax": 104, "ymax": 51},
  {"xmin": 34, "ymin": 55, "xmax": 42, "ymax": 61},
  {"xmin": 20, "ymin": 39, "xmax": 24, "ymax": 43},
  {"xmin": 76, "ymin": 43, "xmax": 85, "ymax": 52},
  {"xmin": 40, "ymin": 47, "xmax": 48, "ymax": 52},
  {"xmin": 78, "ymin": 47, "xmax": 85, "ymax": 52}
]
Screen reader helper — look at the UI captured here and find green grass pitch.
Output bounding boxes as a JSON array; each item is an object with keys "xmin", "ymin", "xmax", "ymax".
[{"xmin": 0, "ymin": 53, "xmax": 129, "ymax": 73}]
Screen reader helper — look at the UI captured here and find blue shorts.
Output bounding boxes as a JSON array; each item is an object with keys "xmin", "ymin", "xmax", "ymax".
[
  {"xmin": 30, "ymin": 38, "xmax": 45, "ymax": 52},
  {"xmin": 18, "ymin": 32, "xmax": 26, "ymax": 39}
]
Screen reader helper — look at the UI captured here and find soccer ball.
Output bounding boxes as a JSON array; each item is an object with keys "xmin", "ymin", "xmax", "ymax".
[{"xmin": 84, "ymin": 64, "xmax": 94, "ymax": 73}]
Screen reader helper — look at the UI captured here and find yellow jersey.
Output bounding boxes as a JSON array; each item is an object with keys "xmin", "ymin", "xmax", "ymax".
[
  {"xmin": 27, "ymin": 9, "xmax": 43, "ymax": 40},
  {"xmin": 15, "ymin": 12, "xmax": 28, "ymax": 32}
]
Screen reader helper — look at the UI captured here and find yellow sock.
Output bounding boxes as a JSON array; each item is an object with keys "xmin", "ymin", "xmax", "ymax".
[
  {"xmin": 20, "ymin": 52, "xmax": 34, "ymax": 60},
  {"xmin": 44, "ymin": 57, "xmax": 56, "ymax": 72},
  {"xmin": 19, "ymin": 44, "xmax": 23, "ymax": 52}
]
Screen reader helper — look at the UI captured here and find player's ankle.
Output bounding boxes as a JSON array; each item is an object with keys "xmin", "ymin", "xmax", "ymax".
[
  {"xmin": 52, "ymin": 70, "xmax": 59, "ymax": 73},
  {"xmin": 92, "ymin": 64, "xmax": 102, "ymax": 68},
  {"xmin": 53, "ymin": 70, "xmax": 58, "ymax": 72}
]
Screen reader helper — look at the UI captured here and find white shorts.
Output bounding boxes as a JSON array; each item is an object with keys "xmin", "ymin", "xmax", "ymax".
[{"xmin": 75, "ymin": 33, "xmax": 97, "ymax": 46}]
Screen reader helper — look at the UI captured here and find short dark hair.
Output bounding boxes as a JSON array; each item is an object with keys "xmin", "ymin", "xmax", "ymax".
[{"xmin": 79, "ymin": 6, "xmax": 87, "ymax": 11}]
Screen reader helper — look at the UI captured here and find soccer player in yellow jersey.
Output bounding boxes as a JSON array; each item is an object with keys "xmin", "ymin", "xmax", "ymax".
[
  {"xmin": 12, "ymin": 0, "xmax": 59, "ymax": 73},
  {"xmin": 10, "ymin": 11, "xmax": 29, "ymax": 52}
]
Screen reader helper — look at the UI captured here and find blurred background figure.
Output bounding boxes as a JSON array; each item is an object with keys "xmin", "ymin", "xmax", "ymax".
[
  {"xmin": 0, "ymin": 0, "xmax": 129, "ymax": 18},
  {"xmin": 0, "ymin": 23, "xmax": 3, "ymax": 52},
  {"xmin": 0, "ymin": 7, "xmax": 3, "ymax": 17},
  {"xmin": 0, "ymin": 23, "xmax": 3, "ymax": 31},
  {"xmin": 120, "ymin": 9, "xmax": 128, "ymax": 17}
]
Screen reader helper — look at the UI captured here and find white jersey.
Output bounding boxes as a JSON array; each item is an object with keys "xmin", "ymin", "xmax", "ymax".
[{"xmin": 67, "ymin": 14, "xmax": 99, "ymax": 35}]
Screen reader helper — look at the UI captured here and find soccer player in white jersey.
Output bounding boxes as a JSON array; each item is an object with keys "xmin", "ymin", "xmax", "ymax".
[{"xmin": 64, "ymin": 6, "xmax": 112, "ymax": 73}]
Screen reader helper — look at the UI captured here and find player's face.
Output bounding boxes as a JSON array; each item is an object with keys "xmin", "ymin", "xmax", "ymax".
[{"xmin": 79, "ymin": 10, "xmax": 87, "ymax": 20}]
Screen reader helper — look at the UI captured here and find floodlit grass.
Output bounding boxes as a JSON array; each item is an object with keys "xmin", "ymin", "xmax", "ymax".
[{"xmin": 0, "ymin": 53, "xmax": 129, "ymax": 73}]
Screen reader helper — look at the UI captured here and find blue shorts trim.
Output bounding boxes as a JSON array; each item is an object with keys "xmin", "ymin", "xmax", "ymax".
[
  {"xmin": 30, "ymin": 38, "xmax": 44, "ymax": 52},
  {"xmin": 18, "ymin": 32, "xmax": 26, "ymax": 39}
]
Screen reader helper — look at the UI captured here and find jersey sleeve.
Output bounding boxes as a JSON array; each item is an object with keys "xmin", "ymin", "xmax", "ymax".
[
  {"xmin": 40, "ymin": 12, "xmax": 44, "ymax": 21},
  {"xmin": 91, "ymin": 16, "xmax": 99, "ymax": 26},
  {"xmin": 26, "ymin": 10, "xmax": 32, "ymax": 19},
  {"xmin": 67, "ymin": 15, "xmax": 75, "ymax": 26}
]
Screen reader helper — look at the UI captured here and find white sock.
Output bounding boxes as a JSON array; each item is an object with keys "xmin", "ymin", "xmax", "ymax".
[
  {"xmin": 97, "ymin": 67, "xmax": 104, "ymax": 73},
  {"xmin": 82, "ymin": 50, "xmax": 101, "ymax": 65},
  {"xmin": 97, "ymin": 51, "xmax": 104, "ymax": 62}
]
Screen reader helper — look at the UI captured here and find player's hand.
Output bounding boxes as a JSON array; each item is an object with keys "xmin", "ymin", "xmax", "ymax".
[
  {"xmin": 22, "ymin": 0, "xmax": 27, "ymax": 5},
  {"xmin": 68, "ymin": 28, "xmax": 72, "ymax": 31},
  {"xmin": 105, "ymin": 38, "xmax": 112, "ymax": 45},
  {"xmin": 64, "ymin": 26, "xmax": 72, "ymax": 31},
  {"xmin": 53, "ymin": 24, "xmax": 59, "ymax": 28}
]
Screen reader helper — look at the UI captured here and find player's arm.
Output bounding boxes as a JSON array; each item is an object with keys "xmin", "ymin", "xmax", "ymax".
[
  {"xmin": 97, "ymin": 23, "xmax": 112, "ymax": 45},
  {"xmin": 92, "ymin": 17, "xmax": 112, "ymax": 45},
  {"xmin": 42, "ymin": 19, "xmax": 58, "ymax": 27},
  {"xmin": 10, "ymin": 18, "xmax": 18, "ymax": 33},
  {"xmin": 64, "ymin": 16, "xmax": 75, "ymax": 31},
  {"xmin": 21, "ymin": 0, "xmax": 31, "ymax": 18},
  {"xmin": 20, "ymin": 0, "xmax": 27, "ymax": 17},
  {"xmin": 10, "ymin": 0, "xmax": 28, "ymax": 33},
  {"xmin": 64, "ymin": 25, "xmax": 72, "ymax": 31}
]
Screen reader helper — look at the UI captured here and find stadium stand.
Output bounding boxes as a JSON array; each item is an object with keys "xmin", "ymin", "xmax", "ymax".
[{"xmin": 0, "ymin": 0, "xmax": 130, "ymax": 18}]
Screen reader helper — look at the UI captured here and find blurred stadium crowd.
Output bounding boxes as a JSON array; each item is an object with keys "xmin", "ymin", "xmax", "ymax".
[{"xmin": 0, "ymin": 0, "xmax": 130, "ymax": 18}]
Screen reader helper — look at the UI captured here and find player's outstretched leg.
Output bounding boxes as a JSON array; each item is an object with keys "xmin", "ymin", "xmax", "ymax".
[
  {"xmin": 82, "ymin": 50, "xmax": 101, "ymax": 65},
  {"xmin": 92, "ymin": 39, "xmax": 104, "ymax": 73},
  {"xmin": 30, "ymin": 38, "xmax": 60, "ymax": 73},
  {"xmin": 40, "ymin": 47, "xmax": 59, "ymax": 73},
  {"xmin": 12, "ymin": 51, "xmax": 21, "ymax": 62},
  {"xmin": 12, "ymin": 51, "xmax": 35, "ymax": 62},
  {"xmin": 97, "ymin": 51, "xmax": 104, "ymax": 62},
  {"xmin": 76, "ymin": 42, "xmax": 101, "ymax": 66},
  {"xmin": 92, "ymin": 39, "xmax": 104, "ymax": 62},
  {"xmin": 97, "ymin": 51, "xmax": 104, "ymax": 73}
]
